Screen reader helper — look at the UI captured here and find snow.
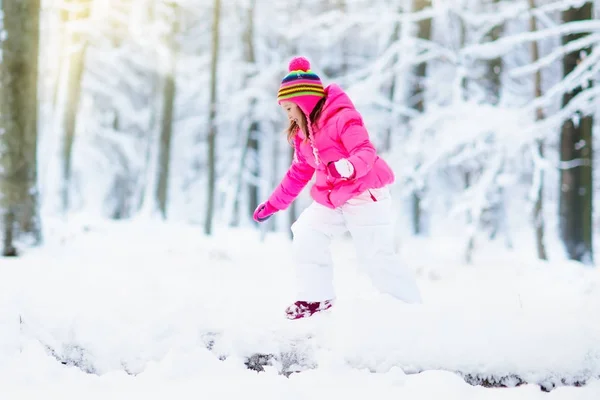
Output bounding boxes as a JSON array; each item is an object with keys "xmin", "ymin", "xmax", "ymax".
[
  {"xmin": 1, "ymin": 216, "xmax": 599, "ymax": 399},
  {"xmin": 9, "ymin": 1, "xmax": 597, "ymax": 397}
]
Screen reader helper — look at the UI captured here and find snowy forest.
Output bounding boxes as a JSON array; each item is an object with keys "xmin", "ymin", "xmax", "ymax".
[
  {"xmin": 3, "ymin": 1, "xmax": 600, "ymax": 396},
  {"xmin": 0, "ymin": 0, "xmax": 598, "ymax": 265}
]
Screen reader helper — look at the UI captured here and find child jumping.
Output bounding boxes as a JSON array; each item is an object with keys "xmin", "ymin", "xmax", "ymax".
[{"xmin": 253, "ymin": 56, "xmax": 422, "ymax": 320}]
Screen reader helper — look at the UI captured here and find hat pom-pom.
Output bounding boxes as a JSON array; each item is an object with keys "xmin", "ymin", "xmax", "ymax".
[{"xmin": 289, "ymin": 56, "xmax": 310, "ymax": 72}]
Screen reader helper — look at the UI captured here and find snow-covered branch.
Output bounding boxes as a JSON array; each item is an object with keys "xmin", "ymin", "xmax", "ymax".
[
  {"xmin": 528, "ymin": 48, "xmax": 599, "ymax": 110},
  {"xmin": 462, "ymin": 19, "xmax": 600, "ymax": 60},
  {"xmin": 509, "ymin": 33, "xmax": 600, "ymax": 78}
]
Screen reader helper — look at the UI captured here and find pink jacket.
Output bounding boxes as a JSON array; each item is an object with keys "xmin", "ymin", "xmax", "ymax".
[{"xmin": 268, "ymin": 84, "xmax": 395, "ymax": 210}]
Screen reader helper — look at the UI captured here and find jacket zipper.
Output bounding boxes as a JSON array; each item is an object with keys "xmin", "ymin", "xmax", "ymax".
[{"xmin": 368, "ymin": 189, "xmax": 377, "ymax": 202}]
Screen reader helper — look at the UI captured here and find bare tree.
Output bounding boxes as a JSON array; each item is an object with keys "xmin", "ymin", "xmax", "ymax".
[
  {"xmin": 528, "ymin": 0, "xmax": 547, "ymax": 260},
  {"xmin": 155, "ymin": 1, "xmax": 180, "ymax": 219},
  {"xmin": 204, "ymin": 0, "xmax": 221, "ymax": 235},
  {"xmin": 482, "ymin": 0, "xmax": 503, "ymax": 106},
  {"xmin": 0, "ymin": 0, "xmax": 42, "ymax": 256},
  {"xmin": 559, "ymin": 2, "xmax": 594, "ymax": 264},
  {"xmin": 59, "ymin": 0, "xmax": 91, "ymax": 214},
  {"xmin": 227, "ymin": 0, "xmax": 259, "ymax": 227},
  {"xmin": 383, "ymin": 0, "xmax": 404, "ymax": 153},
  {"xmin": 409, "ymin": 0, "xmax": 432, "ymax": 235}
]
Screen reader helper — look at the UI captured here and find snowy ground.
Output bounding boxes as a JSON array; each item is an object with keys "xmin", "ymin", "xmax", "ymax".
[{"xmin": 1, "ymin": 216, "xmax": 599, "ymax": 399}]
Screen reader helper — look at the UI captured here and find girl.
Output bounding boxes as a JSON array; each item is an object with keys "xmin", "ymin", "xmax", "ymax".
[{"xmin": 253, "ymin": 56, "xmax": 422, "ymax": 320}]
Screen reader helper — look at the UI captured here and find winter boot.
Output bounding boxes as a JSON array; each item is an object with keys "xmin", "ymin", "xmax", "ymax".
[{"xmin": 285, "ymin": 299, "xmax": 334, "ymax": 320}]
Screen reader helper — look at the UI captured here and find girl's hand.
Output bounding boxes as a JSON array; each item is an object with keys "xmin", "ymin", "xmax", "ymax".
[
  {"xmin": 253, "ymin": 201, "xmax": 278, "ymax": 222},
  {"xmin": 327, "ymin": 158, "xmax": 355, "ymax": 179}
]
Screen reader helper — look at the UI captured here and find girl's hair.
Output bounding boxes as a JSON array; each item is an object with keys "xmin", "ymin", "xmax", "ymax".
[{"xmin": 286, "ymin": 96, "xmax": 327, "ymax": 144}]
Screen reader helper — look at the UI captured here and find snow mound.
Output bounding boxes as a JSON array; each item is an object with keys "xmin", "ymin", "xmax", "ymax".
[{"xmin": 1, "ymin": 218, "xmax": 599, "ymax": 398}]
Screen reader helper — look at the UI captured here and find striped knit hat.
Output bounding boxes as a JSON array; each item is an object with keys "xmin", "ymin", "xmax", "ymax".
[{"xmin": 277, "ymin": 56, "xmax": 325, "ymax": 116}]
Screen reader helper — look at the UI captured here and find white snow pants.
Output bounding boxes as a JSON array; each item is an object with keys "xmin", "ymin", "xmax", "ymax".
[{"xmin": 290, "ymin": 188, "xmax": 422, "ymax": 304}]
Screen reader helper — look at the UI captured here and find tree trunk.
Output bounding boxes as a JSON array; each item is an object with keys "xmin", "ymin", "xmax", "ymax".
[
  {"xmin": 482, "ymin": 0, "xmax": 510, "ymax": 248},
  {"xmin": 412, "ymin": 5, "xmax": 430, "ymax": 114},
  {"xmin": 135, "ymin": 0, "xmax": 161, "ymax": 217},
  {"xmin": 484, "ymin": 0, "xmax": 503, "ymax": 105},
  {"xmin": 156, "ymin": 1, "xmax": 179, "ymax": 220},
  {"xmin": 464, "ymin": 171, "xmax": 474, "ymax": 264},
  {"xmin": 0, "ymin": 0, "xmax": 42, "ymax": 255},
  {"xmin": 247, "ymin": 120, "xmax": 260, "ymax": 219},
  {"xmin": 559, "ymin": 3, "xmax": 594, "ymax": 264},
  {"xmin": 204, "ymin": 0, "xmax": 221, "ymax": 235},
  {"xmin": 383, "ymin": 0, "xmax": 403, "ymax": 152},
  {"xmin": 236, "ymin": 0, "xmax": 259, "ymax": 225},
  {"xmin": 410, "ymin": 0, "xmax": 431, "ymax": 235},
  {"xmin": 528, "ymin": 0, "xmax": 547, "ymax": 261},
  {"xmin": 52, "ymin": 6, "xmax": 70, "ymax": 110},
  {"xmin": 156, "ymin": 72, "xmax": 176, "ymax": 219},
  {"xmin": 61, "ymin": 0, "xmax": 91, "ymax": 214}
]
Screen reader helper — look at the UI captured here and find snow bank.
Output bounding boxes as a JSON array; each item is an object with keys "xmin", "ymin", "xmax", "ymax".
[{"xmin": 0, "ymin": 217, "xmax": 598, "ymax": 399}]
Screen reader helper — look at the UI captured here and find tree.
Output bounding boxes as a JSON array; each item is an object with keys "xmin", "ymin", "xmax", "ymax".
[
  {"xmin": 244, "ymin": 0, "xmax": 260, "ymax": 225},
  {"xmin": 559, "ymin": 2, "xmax": 594, "ymax": 264},
  {"xmin": 480, "ymin": 0, "xmax": 508, "ymax": 248},
  {"xmin": 226, "ymin": 0, "xmax": 259, "ymax": 227},
  {"xmin": 59, "ymin": 0, "xmax": 92, "ymax": 214},
  {"xmin": 383, "ymin": 0, "xmax": 404, "ymax": 153},
  {"xmin": 481, "ymin": 0, "xmax": 503, "ymax": 106},
  {"xmin": 0, "ymin": 0, "xmax": 42, "ymax": 256},
  {"xmin": 528, "ymin": 0, "xmax": 547, "ymax": 261},
  {"xmin": 409, "ymin": 0, "xmax": 432, "ymax": 235},
  {"xmin": 155, "ymin": 1, "xmax": 180, "ymax": 219},
  {"xmin": 204, "ymin": 0, "xmax": 221, "ymax": 235}
]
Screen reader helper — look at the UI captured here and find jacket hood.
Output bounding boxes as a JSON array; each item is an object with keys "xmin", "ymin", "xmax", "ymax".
[{"xmin": 318, "ymin": 84, "xmax": 357, "ymax": 125}]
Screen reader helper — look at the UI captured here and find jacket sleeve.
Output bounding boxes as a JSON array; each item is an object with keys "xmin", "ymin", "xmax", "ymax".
[
  {"xmin": 336, "ymin": 110, "xmax": 377, "ymax": 179},
  {"xmin": 268, "ymin": 141, "xmax": 315, "ymax": 210}
]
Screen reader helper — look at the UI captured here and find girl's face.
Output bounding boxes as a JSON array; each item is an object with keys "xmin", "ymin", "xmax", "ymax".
[{"xmin": 281, "ymin": 101, "xmax": 304, "ymax": 125}]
